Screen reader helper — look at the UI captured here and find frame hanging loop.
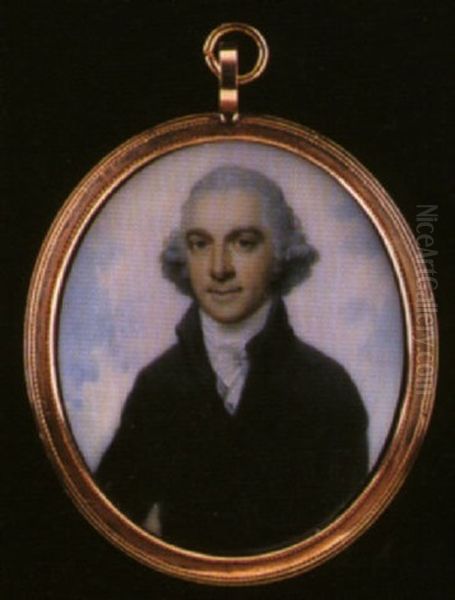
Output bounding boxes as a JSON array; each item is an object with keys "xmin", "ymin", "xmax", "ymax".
[{"xmin": 203, "ymin": 23, "xmax": 270, "ymax": 124}]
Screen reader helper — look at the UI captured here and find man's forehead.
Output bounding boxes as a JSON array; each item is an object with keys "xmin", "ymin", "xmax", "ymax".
[{"xmin": 183, "ymin": 188, "xmax": 266, "ymax": 231}]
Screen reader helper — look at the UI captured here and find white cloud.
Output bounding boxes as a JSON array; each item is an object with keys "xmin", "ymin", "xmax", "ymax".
[{"xmin": 67, "ymin": 346, "xmax": 133, "ymax": 471}]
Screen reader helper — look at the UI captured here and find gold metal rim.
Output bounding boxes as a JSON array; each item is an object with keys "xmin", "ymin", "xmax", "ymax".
[
  {"xmin": 203, "ymin": 23, "xmax": 269, "ymax": 84},
  {"xmin": 24, "ymin": 113, "xmax": 438, "ymax": 586}
]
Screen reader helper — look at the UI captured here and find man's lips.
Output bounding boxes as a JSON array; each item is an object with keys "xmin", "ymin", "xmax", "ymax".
[{"xmin": 207, "ymin": 287, "xmax": 242, "ymax": 296}]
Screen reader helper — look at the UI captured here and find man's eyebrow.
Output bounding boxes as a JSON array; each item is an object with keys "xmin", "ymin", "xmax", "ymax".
[
  {"xmin": 227, "ymin": 227, "xmax": 265, "ymax": 240},
  {"xmin": 185, "ymin": 228, "xmax": 212, "ymax": 239}
]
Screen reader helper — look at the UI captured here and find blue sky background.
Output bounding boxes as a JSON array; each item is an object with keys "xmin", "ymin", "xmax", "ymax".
[{"xmin": 58, "ymin": 141, "xmax": 404, "ymax": 471}]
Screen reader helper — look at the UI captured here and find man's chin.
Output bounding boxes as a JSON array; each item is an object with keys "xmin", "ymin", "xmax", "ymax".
[
  {"xmin": 200, "ymin": 299, "xmax": 244, "ymax": 324},
  {"xmin": 204, "ymin": 309, "xmax": 244, "ymax": 325},
  {"xmin": 199, "ymin": 296, "xmax": 266, "ymax": 325}
]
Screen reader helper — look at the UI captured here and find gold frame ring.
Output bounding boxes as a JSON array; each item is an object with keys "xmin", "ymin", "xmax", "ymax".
[{"xmin": 203, "ymin": 23, "xmax": 269, "ymax": 84}]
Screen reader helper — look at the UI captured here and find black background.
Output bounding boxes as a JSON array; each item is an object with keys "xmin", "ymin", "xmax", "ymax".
[{"xmin": 3, "ymin": 1, "xmax": 453, "ymax": 598}]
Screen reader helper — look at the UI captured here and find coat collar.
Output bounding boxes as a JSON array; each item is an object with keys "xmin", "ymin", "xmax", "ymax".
[
  {"xmin": 176, "ymin": 296, "xmax": 296, "ymax": 364},
  {"xmin": 175, "ymin": 298, "xmax": 298, "ymax": 419}
]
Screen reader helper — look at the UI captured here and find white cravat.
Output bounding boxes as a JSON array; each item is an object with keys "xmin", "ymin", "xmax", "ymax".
[{"xmin": 201, "ymin": 300, "xmax": 272, "ymax": 415}]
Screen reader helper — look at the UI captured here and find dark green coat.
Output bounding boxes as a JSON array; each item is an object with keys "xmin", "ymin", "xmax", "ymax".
[{"xmin": 95, "ymin": 300, "xmax": 368, "ymax": 555}]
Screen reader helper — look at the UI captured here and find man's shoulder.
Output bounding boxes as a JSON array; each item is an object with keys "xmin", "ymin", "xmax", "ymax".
[
  {"xmin": 118, "ymin": 342, "xmax": 187, "ymax": 424},
  {"xmin": 288, "ymin": 337, "xmax": 367, "ymax": 418},
  {"xmin": 292, "ymin": 338, "xmax": 347, "ymax": 374},
  {"xmin": 263, "ymin": 300, "xmax": 359, "ymax": 393},
  {"xmin": 135, "ymin": 342, "xmax": 185, "ymax": 387}
]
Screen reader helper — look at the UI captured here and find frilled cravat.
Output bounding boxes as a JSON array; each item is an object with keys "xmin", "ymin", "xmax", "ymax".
[{"xmin": 201, "ymin": 300, "xmax": 272, "ymax": 415}]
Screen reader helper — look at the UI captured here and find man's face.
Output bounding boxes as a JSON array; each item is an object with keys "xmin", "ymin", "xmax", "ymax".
[{"xmin": 184, "ymin": 189, "xmax": 275, "ymax": 324}]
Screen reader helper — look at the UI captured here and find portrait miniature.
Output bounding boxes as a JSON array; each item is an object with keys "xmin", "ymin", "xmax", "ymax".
[{"xmin": 94, "ymin": 165, "xmax": 368, "ymax": 554}]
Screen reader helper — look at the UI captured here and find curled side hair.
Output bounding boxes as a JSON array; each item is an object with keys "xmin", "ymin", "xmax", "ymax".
[{"xmin": 160, "ymin": 165, "xmax": 318, "ymax": 296}]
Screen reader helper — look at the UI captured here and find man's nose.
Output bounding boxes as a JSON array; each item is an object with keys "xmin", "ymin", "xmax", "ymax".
[{"xmin": 210, "ymin": 244, "xmax": 235, "ymax": 281}]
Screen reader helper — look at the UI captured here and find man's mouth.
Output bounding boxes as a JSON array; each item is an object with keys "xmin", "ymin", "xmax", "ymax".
[{"xmin": 207, "ymin": 287, "xmax": 242, "ymax": 298}]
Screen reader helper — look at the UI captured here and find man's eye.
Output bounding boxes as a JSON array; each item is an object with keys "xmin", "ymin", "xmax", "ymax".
[
  {"xmin": 235, "ymin": 236, "xmax": 259, "ymax": 251},
  {"xmin": 188, "ymin": 238, "xmax": 209, "ymax": 252}
]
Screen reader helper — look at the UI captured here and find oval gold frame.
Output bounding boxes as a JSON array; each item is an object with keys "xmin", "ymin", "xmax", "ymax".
[{"xmin": 24, "ymin": 113, "xmax": 438, "ymax": 586}]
